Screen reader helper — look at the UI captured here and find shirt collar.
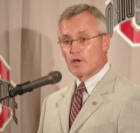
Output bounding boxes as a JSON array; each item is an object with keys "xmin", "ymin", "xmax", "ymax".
[{"xmin": 76, "ymin": 62, "xmax": 110, "ymax": 95}]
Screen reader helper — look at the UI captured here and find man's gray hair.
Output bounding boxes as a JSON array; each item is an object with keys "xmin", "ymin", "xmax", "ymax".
[{"xmin": 58, "ymin": 4, "xmax": 107, "ymax": 33}]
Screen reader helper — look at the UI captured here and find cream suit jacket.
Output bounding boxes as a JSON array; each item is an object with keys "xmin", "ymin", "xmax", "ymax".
[{"xmin": 37, "ymin": 69, "xmax": 140, "ymax": 133}]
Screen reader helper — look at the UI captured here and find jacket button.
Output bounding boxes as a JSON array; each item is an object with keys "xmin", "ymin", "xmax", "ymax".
[{"xmin": 92, "ymin": 101, "xmax": 97, "ymax": 105}]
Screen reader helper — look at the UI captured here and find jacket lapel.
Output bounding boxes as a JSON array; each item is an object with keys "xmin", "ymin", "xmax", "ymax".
[
  {"xmin": 70, "ymin": 91, "xmax": 103, "ymax": 132},
  {"xmin": 70, "ymin": 68, "xmax": 117, "ymax": 132},
  {"xmin": 56, "ymin": 82, "xmax": 75, "ymax": 133}
]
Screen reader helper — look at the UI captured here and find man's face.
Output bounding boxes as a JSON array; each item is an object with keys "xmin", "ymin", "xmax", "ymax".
[{"xmin": 59, "ymin": 11, "xmax": 110, "ymax": 81}]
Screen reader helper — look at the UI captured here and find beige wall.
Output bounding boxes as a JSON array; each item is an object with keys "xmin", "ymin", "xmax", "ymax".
[{"xmin": 0, "ymin": 0, "xmax": 140, "ymax": 133}]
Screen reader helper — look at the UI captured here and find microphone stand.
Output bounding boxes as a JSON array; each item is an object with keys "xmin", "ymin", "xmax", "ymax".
[
  {"xmin": 0, "ymin": 79, "xmax": 14, "ymax": 102},
  {"xmin": 0, "ymin": 80, "xmax": 18, "ymax": 124}
]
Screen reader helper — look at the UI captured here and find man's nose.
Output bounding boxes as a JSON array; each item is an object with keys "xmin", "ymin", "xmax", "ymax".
[{"xmin": 70, "ymin": 40, "xmax": 81, "ymax": 54}]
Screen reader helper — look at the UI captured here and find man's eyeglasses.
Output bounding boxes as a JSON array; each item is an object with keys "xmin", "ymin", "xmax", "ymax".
[{"xmin": 58, "ymin": 33, "xmax": 106, "ymax": 48}]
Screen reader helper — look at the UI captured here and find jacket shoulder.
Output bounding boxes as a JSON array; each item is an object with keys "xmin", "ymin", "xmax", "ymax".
[
  {"xmin": 43, "ymin": 82, "xmax": 74, "ymax": 104},
  {"xmin": 114, "ymin": 73, "xmax": 140, "ymax": 98}
]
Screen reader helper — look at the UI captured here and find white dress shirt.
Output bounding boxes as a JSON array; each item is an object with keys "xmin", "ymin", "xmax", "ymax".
[{"xmin": 76, "ymin": 62, "xmax": 110, "ymax": 103}]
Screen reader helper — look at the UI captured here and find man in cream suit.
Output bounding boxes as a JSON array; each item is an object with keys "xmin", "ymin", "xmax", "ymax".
[{"xmin": 38, "ymin": 4, "xmax": 140, "ymax": 133}]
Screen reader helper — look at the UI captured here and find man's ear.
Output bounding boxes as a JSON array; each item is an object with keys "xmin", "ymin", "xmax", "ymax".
[{"xmin": 102, "ymin": 33, "xmax": 110, "ymax": 52}]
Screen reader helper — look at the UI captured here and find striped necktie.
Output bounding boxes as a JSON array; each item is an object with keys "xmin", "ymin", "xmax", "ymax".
[{"xmin": 69, "ymin": 82, "xmax": 86, "ymax": 128}]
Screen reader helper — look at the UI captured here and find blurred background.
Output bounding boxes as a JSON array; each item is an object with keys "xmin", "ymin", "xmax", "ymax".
[{"xmin": 0, "ymin": 0, "xmax": 140, "ymax": 133}]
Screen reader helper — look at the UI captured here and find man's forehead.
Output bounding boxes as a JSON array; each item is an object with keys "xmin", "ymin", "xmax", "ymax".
[
  {"xmin": 60, "ymin": 14, "xmax": 97, "ymax": 30},
  {"xmin": 60, "ymin": 30, "xmax": 90, "ymax": 37},
  {"xmin": 58, "ymin": 11, "xmax": 100, "ymax": 38}
]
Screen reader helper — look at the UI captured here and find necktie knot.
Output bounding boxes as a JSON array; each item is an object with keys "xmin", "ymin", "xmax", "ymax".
[{"xmin": 77, "ymin": 82, "xmax": 86, "ymax": 93}]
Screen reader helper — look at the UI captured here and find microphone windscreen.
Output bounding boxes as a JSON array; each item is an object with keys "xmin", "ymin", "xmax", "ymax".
[{"xmin": 48, "ymin": 71, "xmax": 62, "ymax": 84}]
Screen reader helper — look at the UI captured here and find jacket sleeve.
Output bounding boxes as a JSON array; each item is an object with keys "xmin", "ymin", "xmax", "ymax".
[
  {"xmin": 118, "ymin": 88, "xmax": 140, "ymax": 133},
  {"xmin": 37, "ymin": 97, "xmax": 48, "ymax": 133}
]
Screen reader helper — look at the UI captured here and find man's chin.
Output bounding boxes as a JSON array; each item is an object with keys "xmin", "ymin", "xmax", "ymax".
[{"xmin": 70, "ymin": 70, "xmax": 83, "ymax": 79}]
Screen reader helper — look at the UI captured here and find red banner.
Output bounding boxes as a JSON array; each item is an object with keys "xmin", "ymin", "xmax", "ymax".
[
  {"xmin": 0, "ymin": 55, "xmax": 12, "ymax": 132},
  {"xmin": 0, "ymin": 56, "xmax": 10, "ymax": 81},
  {"xmin": 0, "ymin": 105, "xmax": 12, "ymax": 132}
]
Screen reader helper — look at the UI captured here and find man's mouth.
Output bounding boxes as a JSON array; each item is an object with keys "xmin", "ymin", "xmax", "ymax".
[{"xmin": 71, "ymin": 59, "xmax": 82, "ymax": 64}]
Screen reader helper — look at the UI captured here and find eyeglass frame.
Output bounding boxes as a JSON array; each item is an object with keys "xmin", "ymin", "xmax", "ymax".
[{"xmin": 58, "ymin": 33, "xmax": 107, "ymax": 47}]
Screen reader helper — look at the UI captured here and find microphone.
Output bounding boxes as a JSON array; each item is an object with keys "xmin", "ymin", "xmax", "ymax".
[{"xmin": 9, "ymin": 71, "xmax": 62, "ymax": 97}]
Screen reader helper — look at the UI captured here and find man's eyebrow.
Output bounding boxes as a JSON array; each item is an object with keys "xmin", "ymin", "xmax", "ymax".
[{"xmin": 61, "ymin": 34, "xmax": 72, "ymax": 38}]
